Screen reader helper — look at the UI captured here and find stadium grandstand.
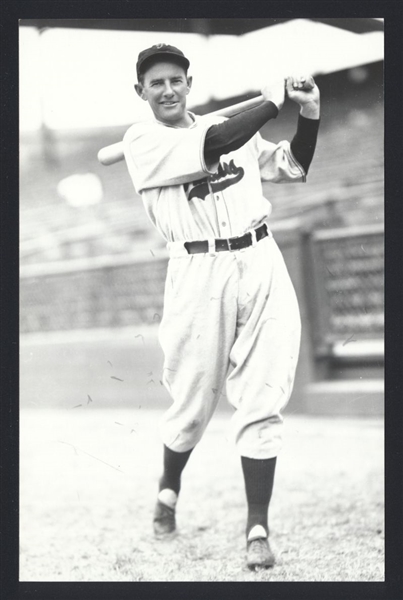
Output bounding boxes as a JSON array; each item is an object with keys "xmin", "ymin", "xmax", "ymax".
[
  {"xmin": 19, "ymin": 20, "xmax": 384, "ymax": 415},
  {"xmin": 20, "ymin": 62, "xmax": 383, "ymax": 266}
]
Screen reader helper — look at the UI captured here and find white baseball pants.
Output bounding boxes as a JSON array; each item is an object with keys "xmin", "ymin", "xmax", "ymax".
[{"xmin": 158, "ymin": 234, "xmax": 301, "ymax": 459}]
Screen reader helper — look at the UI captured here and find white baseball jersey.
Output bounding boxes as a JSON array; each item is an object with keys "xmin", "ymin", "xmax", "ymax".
[
  {"xmin": 123, "ymin": 111, "xmax": 304, "ymax": 459},
  {"xmin": 123, "ymin": 112, "xmax": 306, "ymax": 244}
]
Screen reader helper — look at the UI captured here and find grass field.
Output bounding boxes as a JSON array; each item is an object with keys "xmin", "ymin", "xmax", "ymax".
[{"xmin": 19, "ymin": 407, "xmax": 384, "ymax": 582}]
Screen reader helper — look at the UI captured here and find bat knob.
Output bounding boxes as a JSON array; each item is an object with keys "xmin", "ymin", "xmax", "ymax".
[
  {"xmin": 291, "ymin": 76, "xmax": 315, "ymax": 91},
  {"xmin": 303, "ymin": 76, "xmax": 315, "ymax": 90}
]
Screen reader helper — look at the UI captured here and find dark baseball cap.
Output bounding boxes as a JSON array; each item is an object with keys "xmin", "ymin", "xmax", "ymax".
[{"xmin": 136, "ymin": 44, "xmax": 190, "ymax": 78}]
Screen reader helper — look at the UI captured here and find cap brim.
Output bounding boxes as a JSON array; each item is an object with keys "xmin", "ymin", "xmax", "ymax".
[{"xmin": 138, "ymin": 52, "xmax": 190, "ymax": 77}]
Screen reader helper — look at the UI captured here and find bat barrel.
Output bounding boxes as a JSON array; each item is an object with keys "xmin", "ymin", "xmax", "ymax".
[
  {"xmin": 98, "ymin": 75, "xmax": 315, "ymax": 166},
  {"xmin": 97, "ymin": 94, "xmax": 265, "ymax": 166},
  {"xmin": 97, "ymin": 142, "xmax": 124, "ymax": 166}
]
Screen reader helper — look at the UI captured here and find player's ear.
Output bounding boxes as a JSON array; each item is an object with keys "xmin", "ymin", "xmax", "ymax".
[
  {"xmin": 186, "ymin": 76, "xmax": 193, "ymax": 94},
  {"xmin": 134, "ymin": 83, "xmax": 147, "ymax": 101}
]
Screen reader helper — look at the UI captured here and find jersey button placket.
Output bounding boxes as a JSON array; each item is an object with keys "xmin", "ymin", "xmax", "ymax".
[{"xmin": 215, "ymin": 192, "xmax": 230, "ymax": 237}]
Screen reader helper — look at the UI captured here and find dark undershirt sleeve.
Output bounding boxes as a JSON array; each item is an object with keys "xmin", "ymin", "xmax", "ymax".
[
  {"xmin": 290, "ymin": 114, "xmax": 320, "ymax": 174},
  {"xmin": 204, "ymin": 101, "xmax": 279, "ymax": 165}
]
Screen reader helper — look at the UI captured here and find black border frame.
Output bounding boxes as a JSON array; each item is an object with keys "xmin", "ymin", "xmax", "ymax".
[{"xmin": 2, "ymin": 2, "xmax": 402, "ymax": 599}]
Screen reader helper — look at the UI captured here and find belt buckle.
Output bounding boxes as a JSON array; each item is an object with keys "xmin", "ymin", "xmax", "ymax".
[{"xmin": 227, "ymin": 236, "xmax": 237, "ymax": 252}]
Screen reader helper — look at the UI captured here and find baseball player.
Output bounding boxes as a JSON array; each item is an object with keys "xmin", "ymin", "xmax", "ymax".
[{"xmin": 123, "ymin": 44, "xmax": 320, "ymax": 570}]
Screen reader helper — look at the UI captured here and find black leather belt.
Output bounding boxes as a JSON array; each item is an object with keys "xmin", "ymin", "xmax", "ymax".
[{"xmin": 184, "ymin": 223, "xmax": 269, "ymax": 254}]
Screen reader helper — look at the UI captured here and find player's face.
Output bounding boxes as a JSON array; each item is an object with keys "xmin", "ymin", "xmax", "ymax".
[{"xmin": 136, "ymin": 61, "xmax": 192, "ymax": 128}]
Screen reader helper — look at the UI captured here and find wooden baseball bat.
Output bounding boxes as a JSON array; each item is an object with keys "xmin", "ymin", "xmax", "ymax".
[
  {"xmin": 97, "ymin": 76, "xmax": 315, "ymax": 166},
  {"xmin": 97, "ymin": 94, "xmax": 265, "ymax": 166}
]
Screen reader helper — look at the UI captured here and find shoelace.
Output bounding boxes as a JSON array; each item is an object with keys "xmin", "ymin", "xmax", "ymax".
[
  {"xmin": 248, "ymin": 537, "xmax": 267, "ymax": 548},
  {"xmin": 154, "ymin": 502, "xmax": 175, "ymax": 524}
]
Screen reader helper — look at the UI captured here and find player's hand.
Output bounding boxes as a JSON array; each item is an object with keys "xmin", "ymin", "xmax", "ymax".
[
  {"xmin": 261, "ymin": 79, "xmax": 286, "ymax": 111},
  {"xmin": 285, "ymin": 75, "xmax": 320, "ymax": 119}
]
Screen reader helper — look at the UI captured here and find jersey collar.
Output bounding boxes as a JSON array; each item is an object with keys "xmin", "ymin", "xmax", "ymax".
[{"xmin": 154, "ymin": 111, "xmax": 197, "ymax": 129}]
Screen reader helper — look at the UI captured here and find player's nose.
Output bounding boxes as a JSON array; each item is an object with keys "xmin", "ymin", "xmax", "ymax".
[{"xmin": 162, "ymin": 82, "xmax": 175, "ymax": 97}]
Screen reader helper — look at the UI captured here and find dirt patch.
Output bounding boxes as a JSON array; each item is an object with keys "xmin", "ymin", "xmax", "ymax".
[{"xmin": 19, "ymin": 408, "xmax": 384, "ymax": 581}]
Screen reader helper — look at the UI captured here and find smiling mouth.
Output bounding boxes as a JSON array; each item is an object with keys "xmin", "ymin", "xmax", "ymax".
[{"xmin": 161, "ymin": 101, "xmax": 178, "ymax": 107}]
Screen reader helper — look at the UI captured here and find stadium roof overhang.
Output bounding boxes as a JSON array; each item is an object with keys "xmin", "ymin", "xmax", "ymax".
[{"xmin": 20, "ymin": 18, "xmax": 384, "ymax": 35}]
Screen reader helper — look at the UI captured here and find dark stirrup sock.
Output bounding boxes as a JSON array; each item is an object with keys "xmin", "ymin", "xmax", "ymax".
[
  {"xmin": 241, "ymin": 456, "xmax": 277, "ymax": 537},
  {"xmin": 159, "ymin": 445, "xmax": 193, "ymax": 496}
]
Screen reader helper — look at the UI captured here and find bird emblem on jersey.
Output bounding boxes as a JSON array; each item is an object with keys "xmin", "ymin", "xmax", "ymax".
[{"xmin": 184, "ymin": 159, "xmax": 245, "ymax": 202}]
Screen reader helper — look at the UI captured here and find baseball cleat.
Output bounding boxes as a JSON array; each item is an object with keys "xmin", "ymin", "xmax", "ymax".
[
  {"xmin": 246, "ymin": 525, "xmax": 275, "ymax": 570},
  {"xmin": 247, "ymin": 537, "xmax": 275, "ymax": 570},
  {"xmin": 153, "ymin": 489, "xmax": 178, "ymax": 537}
]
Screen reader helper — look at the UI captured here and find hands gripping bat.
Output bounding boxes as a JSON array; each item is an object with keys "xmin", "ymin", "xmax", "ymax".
[{"xmin": 97, "ymin": 76, "xmax": 315, "ymax": 166}]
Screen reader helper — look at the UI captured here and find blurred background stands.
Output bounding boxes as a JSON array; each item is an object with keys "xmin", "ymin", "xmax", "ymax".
[{"xmin": 19, "ymin": 20, "xmax": 384, "ymax": 416}]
